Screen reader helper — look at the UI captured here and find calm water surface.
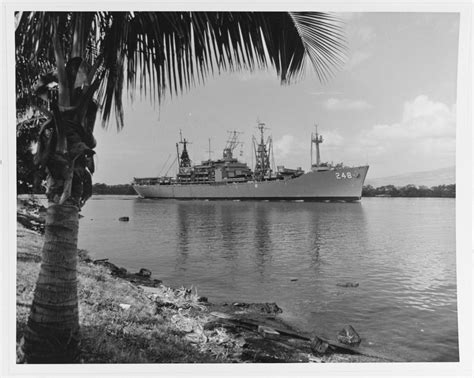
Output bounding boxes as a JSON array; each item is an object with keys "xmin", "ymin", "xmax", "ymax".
[{"xmin": 78, "ymin": 196, "xmax": 458, "ymax": 362}]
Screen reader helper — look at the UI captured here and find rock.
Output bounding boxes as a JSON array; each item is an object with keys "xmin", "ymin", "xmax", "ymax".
[
  {"xmin": 260, "ymin": 303, "xmax": 283, "ymax": 314},
  {"xmin": 116, "ymin": 267, "xmax": 128, "ymax": 277},
  {"xmin": 119, "ymin": 303, "xmax": 131, "ymax": 310},
  {"xmin": 137, "ymin": 268, "xmax": 152, "ymax": 278},
  {"xmin": 94, "ymin": 258, "xmax": 121, "ymax": 274},
  {"xmin": 337, "ymin": 325, "xmax": 361, "ymax": 346},
  {"xmin": 310, "ymin": 336, "xmax": 329, "ymax": 355},
  {"xmin": 232, "ymin": 302, "xmax": 246, "ymax": 307},
  {"xmin": 118, "ymin": 216, "xmax": 129, "ymax": 222},
  {"xmin": 336, "ymin": 282, "xmax": 359, "ymax": 288}
]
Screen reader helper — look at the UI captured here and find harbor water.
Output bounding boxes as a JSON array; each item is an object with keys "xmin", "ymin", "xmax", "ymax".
[{"xmin": 78, "ymin": 196, "xmax": 458, "ymax": 362}]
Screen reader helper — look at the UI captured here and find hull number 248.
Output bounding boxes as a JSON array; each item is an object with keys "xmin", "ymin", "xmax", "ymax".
[{"xmin": 335, "ymin": 172, "xmax": 354, "ymax": 179}]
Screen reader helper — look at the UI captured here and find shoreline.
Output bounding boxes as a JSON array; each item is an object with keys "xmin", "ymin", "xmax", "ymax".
[{"xmin": 16, "ymin": 197, "xmax": 390, "ymax": 363}]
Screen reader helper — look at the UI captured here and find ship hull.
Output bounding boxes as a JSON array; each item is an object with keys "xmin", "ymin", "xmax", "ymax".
[{"xmin": 133, "ymin": 166, "xmax": 369, "ymax": 201}]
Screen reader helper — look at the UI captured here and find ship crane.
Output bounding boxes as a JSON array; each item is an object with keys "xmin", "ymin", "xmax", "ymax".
[
  {"xmin": 223, "ymin": 130, "xmax": 243, "ymax": 160},
  {"xmin": 252, "ymin": 121, "xmax": 274, "ymax": 181}
]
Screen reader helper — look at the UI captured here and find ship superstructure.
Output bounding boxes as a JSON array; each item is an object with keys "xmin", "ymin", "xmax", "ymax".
[{"xmin": 133, "ymin": 122, "xmax": 369, "ymax": 201}]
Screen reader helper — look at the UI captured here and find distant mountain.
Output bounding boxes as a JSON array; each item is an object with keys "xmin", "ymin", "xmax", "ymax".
[{"xmin": 366, "ymin": 166, "xmax": 455, "ymax": 188}]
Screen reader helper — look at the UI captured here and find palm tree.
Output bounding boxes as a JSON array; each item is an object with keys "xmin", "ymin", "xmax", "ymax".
[{"xmin": 16, "ymin": 11, "xmax": 345, "ymax": 363}]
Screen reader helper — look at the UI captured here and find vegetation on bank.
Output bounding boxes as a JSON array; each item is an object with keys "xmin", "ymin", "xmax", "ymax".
[
  {"xmin": 91, "ymin": 183, "xmax": 136, "ymax": 195},
  {"xmin": 362, "ymin": 184, "xmax": 455, "ymax": 198}
]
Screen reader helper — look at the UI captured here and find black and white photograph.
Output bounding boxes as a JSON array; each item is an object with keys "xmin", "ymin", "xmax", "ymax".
[{"xmin": 1, "ymin": 1, "xmax": 472, "ymax": 376}]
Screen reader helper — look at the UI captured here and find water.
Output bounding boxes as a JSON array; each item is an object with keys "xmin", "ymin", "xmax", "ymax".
[{"xmin": 78, "ymin": 196, "xmax": 458, "ymax": 362}]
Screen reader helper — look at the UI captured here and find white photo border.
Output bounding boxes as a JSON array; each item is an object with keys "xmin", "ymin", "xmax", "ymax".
[{"xmin": 1, "ymin": 1, "xmax": 472, "ymax": 377}]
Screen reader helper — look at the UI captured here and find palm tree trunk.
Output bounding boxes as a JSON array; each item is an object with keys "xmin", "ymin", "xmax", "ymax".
[{"xmin": 23, "ymin": 203, "xmax": 80, "ymax": 363}]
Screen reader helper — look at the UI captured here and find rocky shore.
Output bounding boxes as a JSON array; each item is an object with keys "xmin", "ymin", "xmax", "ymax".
[{"xmin": 16, "ymin": 197, "xmax": 390, "ymax": 363}]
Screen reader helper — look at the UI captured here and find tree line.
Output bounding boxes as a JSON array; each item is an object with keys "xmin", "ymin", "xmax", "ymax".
[
  {"xmin": 362, "ymin": 184, "xmax": 455, "ymax": 198},
  {"xmin": 91, "ymin": 183, "xmax": 136, "ymax": 195}
]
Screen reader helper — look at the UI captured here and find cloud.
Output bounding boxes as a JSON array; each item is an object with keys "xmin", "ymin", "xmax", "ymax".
[
  {"xmin": 351, "ymin": 95, "xmax": 456, "ymax": 175},
  {"xmin": 365, "ymin": 95, "xmax": 455, "ymax": 142},
  {"xmin": 323, "ymin": 98, "xmax": 373, "ymax": 111},
  {"xmin": 271, "ymin": 96, "xmax": 455, "ymax": 177},
  {"xmin": 274, "ymin": 134, "xmax": 298, "ymax": 159}
]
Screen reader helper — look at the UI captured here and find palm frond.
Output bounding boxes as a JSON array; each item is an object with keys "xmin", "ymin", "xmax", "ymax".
[{"xmin": 16, "ymin": 11, "xmax": 346, "ymax": 130}]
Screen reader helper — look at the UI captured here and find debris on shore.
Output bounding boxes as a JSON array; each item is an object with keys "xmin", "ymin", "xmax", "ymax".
[
  {"xmin": 91, "ymin": 258, "xmax": 162, "ymax": 287},
  {"xmin": 81, "ymin": 257, "xmax": 394, "ymax": 363},
  {"xmin": 16, "ymin": 197, "xmax": 46, "ymax": 234}
]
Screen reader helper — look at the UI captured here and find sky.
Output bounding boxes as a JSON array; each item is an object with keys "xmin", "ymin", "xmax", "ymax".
[{"xmin": 90, "ymin": 12, "xmax": 459, "ymax": 184}]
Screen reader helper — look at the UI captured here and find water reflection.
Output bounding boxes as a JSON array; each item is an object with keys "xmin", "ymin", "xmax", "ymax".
[
  {"xmin": 175, "ymin": 202, "xmax": 191, "ymax": 272},
  {"xmin": 253, "ymin": 204, "xmax": 272, "ymax": 277},
  {"xmin": 219, "ymin": 203, "xmax": 246, "ymax": 259},
  {"xmin": 307, "ymin": 210, "xmax": 321, "ymax": 271}
]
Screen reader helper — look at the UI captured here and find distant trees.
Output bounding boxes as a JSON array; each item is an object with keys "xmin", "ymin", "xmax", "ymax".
[
  {"xmin": 92, "ymin": 183, "xmax": 135, "ymax": 195},
  {"xmin": 363, "ymin": 184, "xmax": 455, "ymax": 198}
]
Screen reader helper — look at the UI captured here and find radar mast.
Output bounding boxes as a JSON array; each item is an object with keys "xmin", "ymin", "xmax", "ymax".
[{"xmin": 311, "ymin": 124, "xmax": 323, "ymax": 167}]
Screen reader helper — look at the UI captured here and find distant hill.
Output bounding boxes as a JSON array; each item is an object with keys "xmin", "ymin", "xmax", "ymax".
[{"xmin": 366, "ymin": 166, "xmax": 455, "ymax": 188}]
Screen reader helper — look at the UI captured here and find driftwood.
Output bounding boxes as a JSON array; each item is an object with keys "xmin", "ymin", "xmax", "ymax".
[{"xmin": 209, "ymin": 311, "xmax": 397, "ymax": 361}]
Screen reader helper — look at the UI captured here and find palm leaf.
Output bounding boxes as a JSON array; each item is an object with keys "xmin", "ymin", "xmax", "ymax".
[{"xmin": 16, "ymin": 11, "xmax": 346, "ymax": 129}]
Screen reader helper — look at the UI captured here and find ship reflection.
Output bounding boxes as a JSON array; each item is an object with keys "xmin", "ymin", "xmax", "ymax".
[
  {"xmin": 219, "ymin": 203, "xmax": 242, "ymax": 259},
  {"xmin": 175, "ymin": 202, "xmax": 191, "ymax": 272},
  {"xmin": 173, "ymin": 200, "xmax": 368, "ymax": 285},
  {"xmin": 253, "ymin": 203, "xmax": 272, "ymax": 278}
]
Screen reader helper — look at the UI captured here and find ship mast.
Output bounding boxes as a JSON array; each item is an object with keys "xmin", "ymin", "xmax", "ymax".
[
  {"xmin": 178, "ymin": 129, "xmax": 192, "ymax": 168},
  {"xmin": 206, "ymin": 138, "xmax": 213, "ymax": 161},
  {"xmin": 253, "ymin": 121, "xmax": 272, "ymax": 180},
  {"xmin": 311, "ymin": 124, "xmax": 323, "ymax": 167}
]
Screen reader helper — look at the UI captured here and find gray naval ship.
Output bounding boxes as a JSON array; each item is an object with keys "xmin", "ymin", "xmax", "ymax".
[{"xmin": 133, "ymin": 122, "xmax": 369, "ymax": 201}]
